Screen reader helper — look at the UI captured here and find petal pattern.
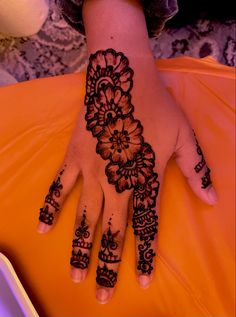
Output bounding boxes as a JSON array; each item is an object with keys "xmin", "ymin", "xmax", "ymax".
[{"xmin": 85, "ymin": 49, "xmax": 159, "ymax": 277}]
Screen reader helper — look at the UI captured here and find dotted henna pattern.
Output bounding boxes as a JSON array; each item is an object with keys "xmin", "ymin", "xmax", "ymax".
[{"xmin": 85, "ymin": 49, "xmax": 159, "ymax": 279}]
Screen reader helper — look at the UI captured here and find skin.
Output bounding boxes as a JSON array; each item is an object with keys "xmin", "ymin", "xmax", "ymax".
[{"xmin": 37, "ymin": 0, "xmax": 218, "ymax": 305}]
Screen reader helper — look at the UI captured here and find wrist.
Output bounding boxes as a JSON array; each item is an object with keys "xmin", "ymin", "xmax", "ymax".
[{"xmin": 82, "ymin": 0, "xmax": 153, "ymax": 58}]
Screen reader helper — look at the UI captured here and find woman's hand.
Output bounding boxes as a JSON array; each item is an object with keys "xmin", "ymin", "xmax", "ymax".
[
  {"xmin": 37, "ymin": 48, "xmax": 217, "ymax": 304},
  {"xmin": 37, "ymin": 0, "xmax": 217, "ymax": 305}
]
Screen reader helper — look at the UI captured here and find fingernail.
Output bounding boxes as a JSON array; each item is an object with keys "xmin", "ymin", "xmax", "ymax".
[
  {"xmin": 37, "ymin": 222, "xmax": 50, "ymax": 234},
  {"xmin": 138, "ymin": 275, "xmax": 151, "ymax": 289},
  {"xmin": 96, "ymin": 288, "xmax": 109, "ymax": 304},
  {"xmin": 71, "ymin": 268, "xmax": 83, "ymax": 283},
  {"xmin": 207, "ymin": 187, "xmax": 218, "ymax": 205}
]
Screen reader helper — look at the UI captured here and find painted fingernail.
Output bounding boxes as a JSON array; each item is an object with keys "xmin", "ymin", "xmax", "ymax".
[
  {"xmin": 96, "ymin": 288, "xmax": 109, "ymax": 304},
  {"xmin": 207, "ymin": 187, "xmax": 218, "ymax": 205},
  {"xmin": 138, "ymin": 275, "xmax": 151, "ymax": 289},
  {"xmin": 37, "ymin": 222, "xmax": 51, "ymax": 234},
  {"xmin": 71, "ymin": 268, "xmax": 83, "ymax": 283}
]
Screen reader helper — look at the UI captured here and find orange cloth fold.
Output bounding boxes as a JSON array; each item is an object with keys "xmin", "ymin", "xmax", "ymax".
[{"xmin": 0, "ymin": 57, "xmax": 235, "ymax": 317}]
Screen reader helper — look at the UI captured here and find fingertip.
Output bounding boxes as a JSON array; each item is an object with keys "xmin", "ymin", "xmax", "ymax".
[
  {"xmin": 70, "ymin": 267, "xmax": 87, "ymax": 283},
  {"xmin": 206, "ymin": 186, "xmax": 218, "ymax": 205},
  {"xmin": 37, "ymin": 222, "xmax": 52, "ymax": 234},
  {"xmin": 96, "ymin": 288, "xmax": 111, "ymax": 304},
  {"xmin": 138, "ymin": 275, "xmax": 152, "ymax": 289}
]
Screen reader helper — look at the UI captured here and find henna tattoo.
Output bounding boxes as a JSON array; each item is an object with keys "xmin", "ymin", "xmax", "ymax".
[
  {"xmin": 96, "ymin": 264, "xmax": 117, "ymax": 288},
  {"xmin": 98, "ymin": 227, "xmax": 121, "ymax": 263},
  {"xmin": 201, "ymin": 167, "xmax": 212, "ymax": 189},
  {"xmin": 194, "ymin": 135, "xmax": 212, "ymax": 189},
  {"xmin": 39, "ymin": 168, "xmax": 65, "ymax": 225},
  {"xmin": 85, "ymin": 49, "xmax": 159, "ymax": 276},
  {"xmin": 194, "ymin": 137, "xmax": 206, "ymax": 173},
  {"xmin": 39, "ymin": 205, "xmax": 54, "ymax": 225},
  {"xmin": 70, "ymin": 208, "xmax": 92, "ymax": 269},
  {"xmin": 96, "ymin": 217, "xmax": 120, "ymax": 288},
  {"xmin": 70, "ymin": 250, "xmax": 90, "ymax": 270}
]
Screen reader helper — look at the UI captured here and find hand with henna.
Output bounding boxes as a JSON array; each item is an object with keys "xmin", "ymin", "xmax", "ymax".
[{"xmin": 37, "ymin": 0, "xmax": 218, "ymax": 304}]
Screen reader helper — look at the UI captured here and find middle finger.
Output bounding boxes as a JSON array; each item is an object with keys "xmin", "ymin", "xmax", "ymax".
[{"xmin": 96, "ymin": 187, "xmax": 130, "ymax": 304}]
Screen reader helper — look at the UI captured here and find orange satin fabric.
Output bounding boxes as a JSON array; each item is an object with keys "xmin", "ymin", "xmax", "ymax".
[{"xmin": 0, "ymin": 57, "xmax": 235, "ymax": 317}]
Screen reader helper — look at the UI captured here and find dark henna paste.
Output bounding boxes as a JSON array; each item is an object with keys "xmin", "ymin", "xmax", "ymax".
[
  {"xmin": 39, "ymin": 205, "xmax": 54, "ymax": 225},
  {"xmin": 194, "ymin": 135, "xmax": 212, "ymax": 188},
  {"xmin": 201, "ymin": 167, "xmax": 212, "ymax": 189},
  {"xmin": 98, "ymin": 227, "xmax": 121, "ymax": 263},
  {"xmin": 194, "ymin": 137, "xmax": 206, "ymax": 173},
  {"xmin": 39, "ymin": 168, "xmax": 65, "ymax": 225},
  {"xmin": 96, "ymin": 264, "xmax": 117, "ymax": 288},
  {"xmin": 96, "ymin": 218, "xmax": 121, "ymax": 288},
  {"xmin": 70, "ymin": 208, "xmax": 92, "ymax": 269},
  {"xmin": 85, "ymin": 49, "xmax": 159, "ymax": 278}
]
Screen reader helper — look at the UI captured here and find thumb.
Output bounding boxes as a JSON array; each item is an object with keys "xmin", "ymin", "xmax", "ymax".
[{"xmin": 174, "ymin": 129, "xmax": 218, "ymax": 205}]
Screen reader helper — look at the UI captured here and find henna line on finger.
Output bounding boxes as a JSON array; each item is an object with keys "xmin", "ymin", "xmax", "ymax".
[
  {"xmin": 39, "ymin": 168, "xmax": 65, "ymax": 225},
  {"xmin": 96, "ymin": 264, "xmax": 117, "ymax": 288},
  {"xmin": 70, "ymin": 208, "xmax": 93, "ymax": 269},
  {"xmin": 193, "ymin": 133, "xmax": 212, "ymax": 189},
  {"xmin": 96, "ymin": 217, "xmax": 120, "ymax": 288}
]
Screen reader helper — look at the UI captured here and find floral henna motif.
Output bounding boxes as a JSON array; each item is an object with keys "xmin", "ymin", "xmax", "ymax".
[
  {"xmin": 85, "ymin": 86, "xmax": 134, "ymax": 137},
  {"xmin": 105, "ymin": 143, "xmax": 156, "ymax": 193},
  {"xmin": 97, "ymin": 116, "xmax": 143, "ymax": 163},
  {"xmin": 194, "ymin": 135, "xmax": 212, "ymax": 188},
  {"xmin": 85, "ymin": 49, "xmax": 134, "ymax": 105},
  {"xmin": 39, "ymin": 168, "xmax": 65, "ymax": 225},
  {"xmin": 96, "ymin": 218, "xmax": 120, "ymax": 288},
  {"xmin": 85, "ymin": 49, "xmax": 159, "ymax": 276},
  {"xmin": 70, "ymin": 208, "xmax": 92, "ymax": 269},
  {"xmin": 133, "ymin": 173, "xmax": 160, "ymax": 209}
]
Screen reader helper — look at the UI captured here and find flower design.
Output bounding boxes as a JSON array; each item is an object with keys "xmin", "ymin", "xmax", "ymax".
[
  {"xmin": 85, "ymin": 85, "xmax": 133, "ymax": 136},
  {"xmin": 85, "ymin": 49, "xmax": 133, "ymax": 105},
  {"xmin": 133, "ymin": 173, "xmax": 159, "ymax": 209},
  {"xmin": 96, "ymin": 116, "xmax": 143, "ymax": 163},
  {"xmin": 84, "ymin": 48, "xmax": 160, "ymax": 276},
  {"xmin": 105, "ymin": 143, "xmax": 155, "ymax": 192}
]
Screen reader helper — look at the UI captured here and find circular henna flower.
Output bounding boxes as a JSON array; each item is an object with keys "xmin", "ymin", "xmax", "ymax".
[
  {"xmin": 97, "ymin": 116, "xmax": 143, "ymax": 163},
  {"xmin": 85, "ymin": 85, "xmax": 134, "ymax": 136},
  {"xmin": 105, "ymin": 143, "xmax": 155, "ymax": 193},
  {"xmin": 133, "ymin": 173, "xmax": 159, "ymax": 209},
  {"xmin": 85, "ymin": 49, "xmax": 133, "ymax": 105}
]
